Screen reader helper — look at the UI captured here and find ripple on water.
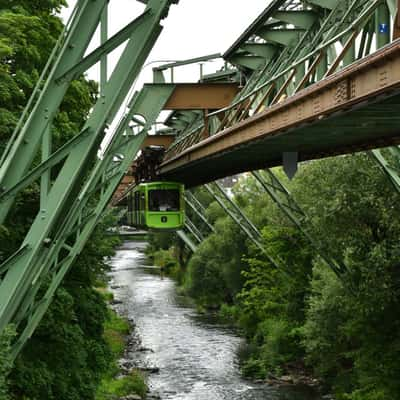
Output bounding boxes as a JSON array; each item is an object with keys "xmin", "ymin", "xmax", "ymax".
[{"xmin": 109, "ymin": 241, "xmax": 322, "ymax": 400}]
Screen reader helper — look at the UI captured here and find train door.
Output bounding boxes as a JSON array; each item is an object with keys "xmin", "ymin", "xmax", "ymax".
[
  {"xmin": 140, "ymin": 189, "xmax": 146, "ymax": 226},
  {"xmin": 127, "ymin": 192, "xmax": 133, "ymax": 225},
  {"xmin": 134, "ymin": 191, "xmax": 140, "ymax": 226}
]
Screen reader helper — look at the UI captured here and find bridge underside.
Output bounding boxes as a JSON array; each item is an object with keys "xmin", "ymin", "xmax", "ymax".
[
  {"xmin": 159, "ymin": 94, "xmax": 400, "ymax": 187},
  {"xmin": 158, "ymin": 42, "xmax": 400, "ymax": 187}
]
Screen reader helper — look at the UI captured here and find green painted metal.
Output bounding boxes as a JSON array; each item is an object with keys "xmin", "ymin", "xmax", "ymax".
[
  {"xmin": 0, "ymin": 0, "xmax": 178, "ymax": 357},
  {"xmin": 385, "ymin": 0, "xmax": 397, "ymax": 16},
  {"xmin": 161, "ymin": 0, "xmax": 395, "ymax": 190},
  {"xmin": 204, "ymin": 182, "xmax": 281, "ymax": 269},
  {"xmin": 152, "ymin": 53, "xmax": 221, "ymax": 83},
  {"xmin": 307, "ymin": 0, "xmax": 340, "ymax": 10},
  {"xmin": 376, "ymin": 2, "xmax": 391, "ymax": 49},
  {"xmin": 100, "ymin": 5, "xmax": 108, "ymax": 94},
  {"xmin": 0, "ymin": 128, "xmax": 89, "ymax": 202},
  {"xmin": 0, "ymin": 0, "xmax": 109, "ymax": 223},
  {"xmin": 228, "ymin": 55, "xmax": 266, "ymax": 71},
  {"xmin": 176, "ymin": 229, "xmax": 198, "ymax": 252},
  {"xmin": 174, "ymin": 191, "xmax": 215, "ymax": 253},
  {"xmin": 185, "ymin": 191, "xmax": 215, "ymax": 233},
  {"xmin": 185, "ymin": 216, "xmax": 204, "ymax": 243},
  {"xmin": 10, "ymin": 83, "xmax": 176, "ymax": 359},
  {"xmin": 272, "ymin": 11, "xmax": 317, "ymax": 29},
  {"xmin": 371, "ymin": 147, "xmax": 400, "ymax": 193},
  {"xmin": 369, "ymin": 1, "xmax": 400, "ymax": 194},
  {"xmin": 240, "ymin": 44, "xmax": 277, "ymax": 60},
  {"xmin": 56, "ymin": 10, "xmax": 152, "ymax": 84},
  {"xmin": 40, "ymin": 126, "xmax": 51, "ymax": 209},
  {"xmin": 256, "ymin": 28, "xmax": 305, "ymax": 46}
]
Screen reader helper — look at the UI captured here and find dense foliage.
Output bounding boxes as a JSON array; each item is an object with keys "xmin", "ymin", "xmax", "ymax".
[
  {"xmin": 150, "ymin": 153, "xmax": 400, "ymax": 399},
  {"xmin": 96, "ymin": 306, "xmax": 147, "ymax": 400},
  {"xmin": 0, "ymin": 1, "xmax": 127, "ymax": 399},
  {"xmin": 0, "ymin": 0, "xmax": 97, "ymax": 257},
  {"xmin": 2, "ymin": 1, "xmax": 400, "ymax": 399},
  {"xmin": 9, "ymin": 221, "xmax": 120, "ymax": 400},
  {"xmin": 0, "ymin": 327, "xmax": 14, "ymax": 400}
]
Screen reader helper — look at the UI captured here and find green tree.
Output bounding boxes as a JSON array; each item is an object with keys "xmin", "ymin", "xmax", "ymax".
[
  {"xmin": 0, "ymin": 327, "xmax": 15, "ymax": 400},
  {"xmin": 0, "ymin": 2, "xmax": 120, "ymax": 399},
  {"xmin": 0, "ymin": 0, "xmax": 97, "ymax": 260},
  {"xmin": 185, "ymin": 215, "xmax": 248, "ymax": 307},
  {"xmin": 295, "ymin": 155, "xmax": 400, "ymax": 398},
  {"xmin": 9, "ymin": 223, "xmax": 119, "ymax": 400}
]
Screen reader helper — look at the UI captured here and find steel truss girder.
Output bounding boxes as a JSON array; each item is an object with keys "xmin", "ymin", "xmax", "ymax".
[
  {"xmin": 0, "ymin": 0, "xmax": 178, "ymax": 357},
  {"xmin": 0, "ymin": 0, "xmax": 109, "ymax": 223},
  {"xmin": 55, "ymin": 10, "xmax": 151, "ymax": 84},
  {"xmin": 0, "ymin": 128, "xmax": 89, "ymax": 202},
  {"xmin": 9, "ymin": 84, "xmax": 175, "ymax": 359},
  {"xmin": 176, "ymin": 192, "xmax": 214, "ymax": 253},
  {"xmin": 185, "ymin": 216, "xmax": 203, "ymax": 243},
  {"xmin": 162, "ymin": 0, "xmax": 390, "ymax": 169},
  {"xmin": 184, "ymin": 191, "xmax": 215, "ymax": 234},
  {"xmin": 367, "ymin": 2, "xmax": 400, "ymax": 198},
  {"xmin": 176, "ymin": 229, "xmax": 198, "ymax": 253}
]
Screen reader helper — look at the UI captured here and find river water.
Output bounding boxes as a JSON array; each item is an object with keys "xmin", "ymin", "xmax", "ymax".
[{"xmin": 109, "ymin": 241, "xmax": 322, "ymax": 400}]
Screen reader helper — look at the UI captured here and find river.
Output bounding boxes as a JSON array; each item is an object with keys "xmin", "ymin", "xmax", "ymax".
[{"xmin": 108, "ymin": 241, "xmax": 322, "ymax": 400}]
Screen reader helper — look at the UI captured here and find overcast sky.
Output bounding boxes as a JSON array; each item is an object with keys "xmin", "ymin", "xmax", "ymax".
[
  {"xmin": 61, "ymin": 0, "xmax": 268, "ymax": 88},
  {"xmin": 60, "ymin": 0, "xmax": 269, "ymax": 148}
]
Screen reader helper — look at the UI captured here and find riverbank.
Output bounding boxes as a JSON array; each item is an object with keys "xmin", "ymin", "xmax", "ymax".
[
  {"xmin": 109, "ymin": 240, "xmax": 322, "ymax": 400},
  {"xmin": 96, "ymin": 287, "xmax": 147, "ymax": 400},
  {"xmin": 145, "ymin": 242, "xmax": 323, "ymax": 394}
]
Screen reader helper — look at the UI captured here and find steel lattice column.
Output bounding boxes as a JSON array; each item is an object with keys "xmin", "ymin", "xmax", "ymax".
[
  {"xmin": 252, "ymin": 170, "xmax": 347, "ymax": 277},
  {"xmin": 0, "ymin": 0, "xmax": 179, "ymax": 357}
]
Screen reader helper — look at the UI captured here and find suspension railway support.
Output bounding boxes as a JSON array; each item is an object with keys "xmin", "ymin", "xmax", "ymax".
[
  {"xmin": 157, "ymin": 0, "xmax": 400, "ymax": 187},
  {"xmin": 176, "ymin": 191, "xmax": 215, "ymax": 253},
  {"xmin": 3, "ymin": 0, "xmax": 400, "ymax": 357},
  {"xmin": 204, "ymin": 182, "xmax": 282, "ymax": 269},
  {"xmin": 368, "ymin": 0, "xmax": 400, "ymax": 195},
  {"xmin": 176, "ymin": 230, "xmax": 198, "ymax": 253},
  {"xmin": 252, "ymin": 170, "xmax": 347, "ymax": 276},
  {"xmin": 0, "ymin": 0, "xmax": 178, "ymax": 358},
  {"xmin": 185, "ymin": 191, "xmax": 215, "ymax": 234},
  {"xmin": 371, "ymin": 147, "xmax": 400, "ymax": 192}
]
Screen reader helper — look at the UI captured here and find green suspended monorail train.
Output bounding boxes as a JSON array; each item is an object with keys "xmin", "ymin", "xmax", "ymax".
[{"xmin": 127, "ymin": 181, "xmax": 185, "ymax": 230}]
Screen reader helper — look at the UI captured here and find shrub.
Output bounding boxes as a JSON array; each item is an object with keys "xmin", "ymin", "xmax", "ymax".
[
  {"xmin": 96, "ymin": 370, "xmax": 147, "ymax": 400},
  {"xmin": 0, "ymin": 326, "xmax": 15, "ymax": 400}
]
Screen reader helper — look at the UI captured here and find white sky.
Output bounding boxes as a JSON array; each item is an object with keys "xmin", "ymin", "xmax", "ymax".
[{"xmin": 61, "ymin": 0, "xmax": 268, "ymax": 88}]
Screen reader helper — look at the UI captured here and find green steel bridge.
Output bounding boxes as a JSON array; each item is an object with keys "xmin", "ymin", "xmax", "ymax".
[{"xmin": 1, "ymin": 0, "xmax": 400, "ymax": 358}]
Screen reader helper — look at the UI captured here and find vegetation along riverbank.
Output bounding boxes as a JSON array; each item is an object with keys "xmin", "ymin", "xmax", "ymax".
[
  {"xmin": 146, "ymin": 153, "xmax": 400, "ymax": 400},
  {"xmin": 0, "ymin": 1, "xmax": 145, "ymax": 398},
  {"xmin": 96, "ymin": 287, "xmax": 147, "ymax": 400}
]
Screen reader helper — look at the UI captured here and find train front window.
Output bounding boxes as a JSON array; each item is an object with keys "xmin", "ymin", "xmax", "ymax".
[{"xmin": 148, "ymin": 189, "xmax": 180, "ymax": 212}]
